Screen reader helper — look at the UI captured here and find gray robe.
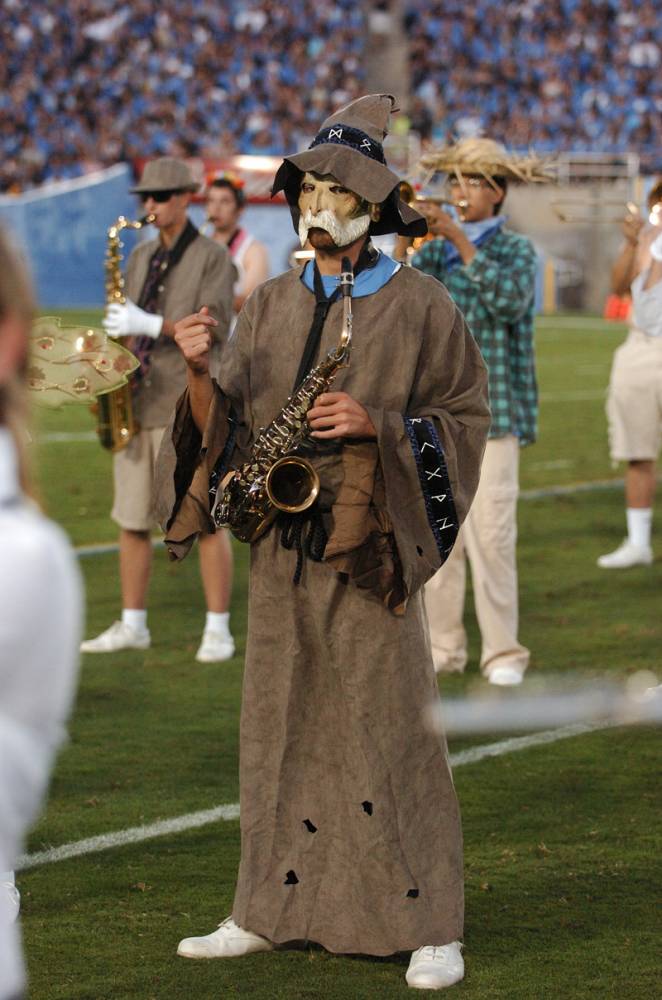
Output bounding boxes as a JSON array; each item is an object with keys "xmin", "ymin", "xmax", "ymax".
[{"xmin": 157, "ymin": 263, "xmax": 489, "ymax": 955}]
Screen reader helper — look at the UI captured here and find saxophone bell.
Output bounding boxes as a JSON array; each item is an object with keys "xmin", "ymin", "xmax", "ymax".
[{"xmin": 266, "ymin": 456, "xmax": 320, "ymax": 514}]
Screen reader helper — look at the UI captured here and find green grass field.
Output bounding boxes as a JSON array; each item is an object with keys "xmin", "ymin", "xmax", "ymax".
[{"xmin": 19, "ymin": 313, "xmax": 660, "ymax": 999}]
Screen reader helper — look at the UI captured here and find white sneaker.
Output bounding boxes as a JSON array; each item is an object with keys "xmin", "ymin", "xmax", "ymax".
[
  {"xmin": 597, "ymin": 540, "xmax": 653, "ymax": 569},
  {"xmin": 0, "ymin": 878, "xmax": 20, "ymax": 922},
  {"xmin": 177, "ymin": 916, "xmax": 273, "ymax": 959},
  {"xmin": 195, "ymin": 629, "xmax": 235, "ymax": 663},
  {"xmin": 406, "ymin": 942, "xmax": 464, "ymax": 990},
  {"xmin": 80, "ymin": 620, "xmax": 150, "ymax": 653},
  {"xmin": 487, "ymin": 663, "xmax": 524, "ymax": 687}
]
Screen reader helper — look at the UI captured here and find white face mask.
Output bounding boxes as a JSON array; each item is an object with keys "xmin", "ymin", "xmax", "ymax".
[{"xmin": 297, "ymin": 208, "xmax": 370, "ymax": 249}]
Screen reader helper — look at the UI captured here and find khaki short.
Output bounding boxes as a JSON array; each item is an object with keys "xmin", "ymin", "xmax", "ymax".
[
  {"xmin": 606, "ymin": 329, "xmax": 662, "ymax": 462},
  {"xmin": 111, "ymin": 426, "xmax": 166, "ymax": 531}
]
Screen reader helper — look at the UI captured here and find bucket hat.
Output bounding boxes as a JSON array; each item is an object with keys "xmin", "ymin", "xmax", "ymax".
[{"xmin": 130, "ymin": 157, "xmax": 199, "ymax": 194}]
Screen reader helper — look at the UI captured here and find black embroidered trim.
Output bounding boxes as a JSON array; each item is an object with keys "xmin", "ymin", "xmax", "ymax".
[
  {"xmin": 309, "ymin": 125, "xmax": 386, "ymax": 165},
  {"xmin": 208, "ymin": 411, "xmax": 237, "ymax": 515},
  {"xmin": 404, "ymin": 417, "xmax": 459, "ymax": 563}
]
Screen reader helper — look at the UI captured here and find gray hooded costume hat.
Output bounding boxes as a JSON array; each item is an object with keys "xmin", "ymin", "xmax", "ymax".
[{"xmin": 272, "ymin": 94, "xmax": 427, "ymax": 239}]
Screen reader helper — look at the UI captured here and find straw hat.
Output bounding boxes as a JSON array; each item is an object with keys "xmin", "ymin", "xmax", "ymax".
[{"xmin": 418, "ymin": 138, "xmax": 554, "ymax": 188}]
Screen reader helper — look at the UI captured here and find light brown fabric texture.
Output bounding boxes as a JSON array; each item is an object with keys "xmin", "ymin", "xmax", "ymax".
[
  {"xmin": 125, "ymin": 229, "xmax": 234, "ymax": 428},
  {"xmin": 156, "ymin": 264, "xmax": 489, "ymax": 955}
]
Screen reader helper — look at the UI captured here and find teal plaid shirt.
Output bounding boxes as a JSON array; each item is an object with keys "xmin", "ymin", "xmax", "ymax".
[{"xmin": 414, "ymin": 228, "xmax": 538, "ymax": 445}]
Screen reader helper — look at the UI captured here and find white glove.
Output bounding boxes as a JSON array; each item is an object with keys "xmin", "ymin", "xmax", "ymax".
[
  {"xmin": 650, "ymin": 231, "xmax": 662, "ymax": 263},
  {"xmin": 102, "ymin": 299, "xmax": 163, "ymax": 339}
]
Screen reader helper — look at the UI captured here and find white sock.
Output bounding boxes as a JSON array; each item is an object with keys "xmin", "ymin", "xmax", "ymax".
[
  {"xmin": 205, "ymin": 611, "xmax": 230, "ymax": 634},
  {"xmin": 626, "ymin": 508, "xmax": 652, "ymax": 549},
  {"xmin": 0, "ymin": 871, "xmax": 14, "ymax": 884},
  {"xmin": 122, "ymin": 608, "xmax": 148, "ymax": 633}
]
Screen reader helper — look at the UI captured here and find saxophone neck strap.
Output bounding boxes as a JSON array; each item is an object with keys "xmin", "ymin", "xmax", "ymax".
[
  {"xmin": 138, "ymin": 219, "xmax": 199, "ymax": 312},
  {"xmin": 292, "ymin": 241, "xmax": 370, "ymax": 393},
  {"xmin": 292, "ymin": 261, "xmax": 341, "ymax": 393}
]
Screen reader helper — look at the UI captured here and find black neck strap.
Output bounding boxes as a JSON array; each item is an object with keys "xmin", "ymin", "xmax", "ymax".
[{"xmin": 291, "ymin": 239, "xmax": 377, "ymax": 393}]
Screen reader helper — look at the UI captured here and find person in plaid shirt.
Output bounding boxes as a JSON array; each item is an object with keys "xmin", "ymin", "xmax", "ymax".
[{"xmin": 413, "ymin": 138, "xmax": 546, "ymax": 686}]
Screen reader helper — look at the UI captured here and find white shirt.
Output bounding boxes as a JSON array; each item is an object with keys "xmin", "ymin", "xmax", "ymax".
[{"xmin": 0, "ymin": 428, "xmax": 82, "ymax": 1000}]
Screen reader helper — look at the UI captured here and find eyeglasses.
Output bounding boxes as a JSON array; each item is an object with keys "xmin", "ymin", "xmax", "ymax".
[
  {"xmin": 448, "ymin": 177, "xmax": 489, "ymax": 189},
  {"xmin": 139, "ymin": 189, "xmax": 184, "ymax": 204}
]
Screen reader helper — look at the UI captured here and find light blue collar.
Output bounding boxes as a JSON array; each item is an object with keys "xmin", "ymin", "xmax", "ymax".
[
  {"xmin": 444, "ymin": 214, "xmax": 506, "ymax": 271},
  {"xmin": 300, "ymin": 250, "xmax": 401, "ymax": 298}
]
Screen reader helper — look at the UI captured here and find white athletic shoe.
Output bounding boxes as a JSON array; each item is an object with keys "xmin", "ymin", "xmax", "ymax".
[
  {"xmin": 80, "ymin": 620, "xmax": 150, "ymax": 653},
  {"xmin": 487, "ymin": 663, "xmax": 524, "ymax": 687},
  {"xmin": 0, "ymin": 878, "xmax": 20, "ymax": 922},
  {"xmin": 406, "ymin": 942, "xmax": 464, "ymax": 990},
  {"xmin": 597, "ymin": 540, "xmax": 653, "ymax": 569},
  {"xmin": 177, "ymin": 916, "xmax": 273, "ymax": 959},
  {"xmin": 195, "ymin": 629, "xmax": 235, "ymax": 663}
]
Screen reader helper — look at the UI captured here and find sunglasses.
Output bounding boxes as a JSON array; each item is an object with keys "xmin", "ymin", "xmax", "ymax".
[{"xmin": 139, "ymin": 189, "xmax": 184, "ymax": 203}]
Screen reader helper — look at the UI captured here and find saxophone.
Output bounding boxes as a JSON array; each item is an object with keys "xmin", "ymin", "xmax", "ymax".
[
  {"xmin": 214, "ymin": 256, "xmax": 354, "ymax": 543},
  {"xmin": 95, "ymin": 214, "xmax": 154, "ymax": 451}
]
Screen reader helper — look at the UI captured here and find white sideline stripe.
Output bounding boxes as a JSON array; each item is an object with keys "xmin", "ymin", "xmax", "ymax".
[{"xmin": 16, "ymin": 721, "xmax": 608, "ymax": 872}]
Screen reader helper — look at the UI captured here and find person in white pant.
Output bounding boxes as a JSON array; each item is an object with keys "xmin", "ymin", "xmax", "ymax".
[
  {"xmin": 0, "ymin": 227, "xmax": 82, "ymax": 1000},
  {"xmin": 413, "ymin": 138, "xmax": 545, "ymax": 687},
  {"xmin": 599, "ymin": 183, "xmax": 662, "ymax": 569}
]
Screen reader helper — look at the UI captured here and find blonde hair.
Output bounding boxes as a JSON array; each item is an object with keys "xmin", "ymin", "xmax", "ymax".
[{"xmin": 0, "ymin": 226, "xmax": 36, "ymax": 494}]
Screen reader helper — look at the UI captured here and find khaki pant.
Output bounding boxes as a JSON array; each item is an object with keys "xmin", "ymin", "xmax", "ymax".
[
  {"xmin": 110, "ymin": 427, "xmax": 166, "ymax": 532},
  {"xmin": 606, "ymin": 328, "xmax": 662, "ymax": 462},
  {"xmin": 424, "ymin": 435, "xmax": 529, "ymax": 679}
]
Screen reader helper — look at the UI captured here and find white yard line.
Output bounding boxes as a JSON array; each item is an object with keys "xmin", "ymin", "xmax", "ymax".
[{"xmin": 16, "ymin": 722, "xmax": 609, "ymax": 872}]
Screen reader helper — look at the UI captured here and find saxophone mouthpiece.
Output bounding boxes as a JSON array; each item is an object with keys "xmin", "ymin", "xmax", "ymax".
[
  {"xmin": 340, "ymin": 257, "xmax": 354, "ymax": 297},
  {"xmin": 140, "ymin": 214, "xmax": 156, "ymax": 226}
]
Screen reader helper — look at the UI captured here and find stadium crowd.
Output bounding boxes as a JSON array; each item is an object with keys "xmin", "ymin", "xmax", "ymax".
[
  {"xmin": 0, "ymin": 0, "xmax": 365, "ymax": 193},
  {"xmin": 1, "ymin": 0, "xmax": 660, "ymax": 194},
  {"xmin": 406, "ymin": 0, "xmax": 661, "ymax": 168}
]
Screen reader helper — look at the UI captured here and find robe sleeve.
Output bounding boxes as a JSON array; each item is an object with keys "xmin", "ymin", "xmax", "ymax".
[
  {"xmin": 153, "ymin": 305, "xmax": 254, "ymax": 561},
  {"xmin": 363, "ymin": 285, "xmax": 489, "ymax": 605}
]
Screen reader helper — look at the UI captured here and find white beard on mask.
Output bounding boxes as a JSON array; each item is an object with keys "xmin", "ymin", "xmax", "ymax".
[{"xmin": 298, "ymin": 208, "xmax": 371, "ymax": 249}]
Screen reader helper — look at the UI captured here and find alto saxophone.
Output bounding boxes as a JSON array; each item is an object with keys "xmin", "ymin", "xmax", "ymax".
[
  {"xmin": 214, "ymin": 257, "xmax": 354, "ymax": 543},
  {"xmin": 95, "ymin": 214, "xmax": 154, "ymax": 451}
]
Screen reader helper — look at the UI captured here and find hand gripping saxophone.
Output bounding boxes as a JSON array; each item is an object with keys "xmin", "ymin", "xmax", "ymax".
[
  {"xmin": 95, "ymin": 214, "xmax": 154, "ymax": 451},
  {"xmin": 214, "ymin": 257, "xmax": 354, "ymax": 543}
]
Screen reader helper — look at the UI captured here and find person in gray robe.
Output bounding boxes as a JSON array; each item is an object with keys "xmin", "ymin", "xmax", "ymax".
[{"xmin": 155, "ymin": 94, "xmax": 490, "ymax": 991}]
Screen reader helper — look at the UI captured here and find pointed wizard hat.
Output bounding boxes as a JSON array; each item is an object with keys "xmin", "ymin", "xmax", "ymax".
[{"xmin": 272, "ymin": 94, "xmax": 427, "ymax": 238}]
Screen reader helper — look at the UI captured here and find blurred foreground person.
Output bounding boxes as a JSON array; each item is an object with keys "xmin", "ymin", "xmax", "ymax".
[
  {"xmin": 79, "ymin": 157, "xmax": 236, "ymax": 663},
  {"xmin": 157, "ymin": 96, "xmax": 489, "ymax": 989},
  {"xmin": 205, "ymin": 173, "xmax": 270, "ymax": 314},
  {"xmin": 599, "ymin": 181, "xmax": 662, "ymax": 569},
  {"xmin": 0, "ymin": 227, "xmax": 81, "ymax": 1000},
  {"xmin": 413, "ymin": 138, "xmax": 549, "ymax": 687}
]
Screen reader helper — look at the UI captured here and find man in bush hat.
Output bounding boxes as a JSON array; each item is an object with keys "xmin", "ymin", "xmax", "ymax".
[
  {"xmin": 158, "ymin": 97, "xmax": 489, "ymax": 990},
  {"xmin": 80, "ymin": 157, "xmax": 236, "ymax": 664}
]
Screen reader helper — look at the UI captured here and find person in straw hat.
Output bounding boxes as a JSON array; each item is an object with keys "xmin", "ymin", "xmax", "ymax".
[
  {"xmin": 157, "ymin": 96, "xmax": 490, "ymax": 989},
  {"xmin": 79, "ymin": 157, "xmax": 238, "ymax": 665},
  {"xmin": 412, "ymin": 137, "xmax": 550, "ymax": 688}
]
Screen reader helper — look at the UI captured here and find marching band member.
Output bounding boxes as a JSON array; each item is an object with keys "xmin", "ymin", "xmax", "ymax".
[
  {"xmin": 598, "ymin": 180, "xmax": 662, "ymax": 569},
  {"xmin": 205, "ymin": 173, "xmax": 270, "ymax": 314},
  {"xmin": 79, "ymin": 158, "xmax": 237, "ymax": 664},
  {"xmin": 413, "ymin": 138, "xmax": 549, "ymax": 687},
  {"xmin": 157, "ymin": 95, "xmax": 489, "ymax": 990}
]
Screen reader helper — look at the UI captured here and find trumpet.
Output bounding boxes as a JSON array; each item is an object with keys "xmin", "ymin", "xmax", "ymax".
[
  {"xmin": 399, "ymin": 181, "xmax": 469, "ymax": 220},
  {"xmin": 552, "ymin": 200, "xmax": 643, "ymax": 224}
]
